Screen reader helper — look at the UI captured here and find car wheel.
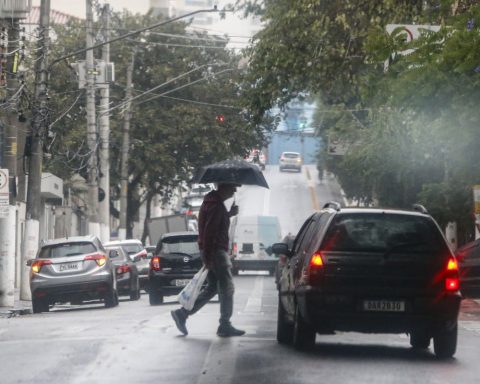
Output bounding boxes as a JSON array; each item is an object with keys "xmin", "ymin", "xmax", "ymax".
[
  {"xmin": 293, "ymin": 305, "xmax": 316, "ymax": 350},
  {"xmin": 32, "ymin": 297, "xmax": 49, "ymax": 313},
  {"xmin": 410, "ymin": 330, "xmax": 430, "ymax": 349},
  {"xmin": 105, "ymin": 287, "xmax": 118, "ymax": 308},
  {"xmin": 433, "ymin": 322, "xmax": 457, "ymax": 359},
  {"xmin": 149, "ymin": 291, "xmax": 164, "ymax": 305},
  {"xmin": 277, "ymin": 297, "xmax": 293, "ymax": 345}
]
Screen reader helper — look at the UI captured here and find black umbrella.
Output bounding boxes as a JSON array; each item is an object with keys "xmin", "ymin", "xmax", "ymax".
[{"xmin": 191, "ymin": 159, "xmax": 269, "ymax": 189}]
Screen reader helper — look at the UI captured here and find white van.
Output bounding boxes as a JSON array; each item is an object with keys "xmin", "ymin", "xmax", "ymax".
[{"xmin": 229, "ymin": 215, "xmax": 282, "ymax": 275}]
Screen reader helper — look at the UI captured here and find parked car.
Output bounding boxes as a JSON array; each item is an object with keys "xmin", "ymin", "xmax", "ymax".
[
  {"xmin": 279, "ymin": 151, "xmax": 302, "ymax": 172},
  {"xmin": 456, "ymin": 238, "xmax": 480, "ymax": 298},
  {"xmin": 145, "ymin": 245, "xmax": 156, "ymax": 259},
  {"xmin": 148, "ymin": 231, "xmax": 202, "ymax": 305},
  {"xmin": 105, "ymin": 245, "xmax": 141, "ymax": 301},
  {"xmin": 105, "ymin": 239, "xmax": 149, "ymax": 291},
  {"xmin": 187, "ymin": 183, "xmax": 214, "ymax": 197},
  {"xmin": 229, "ymin": 215, "xmax": 282, "ymax": 275},
  {"xmin": 28, "ymin": 235, "xmax": 118, "ymax": 313},
  {"xmin": 274, "ymin": 202, "xmax": 461, "ymax": 358}
]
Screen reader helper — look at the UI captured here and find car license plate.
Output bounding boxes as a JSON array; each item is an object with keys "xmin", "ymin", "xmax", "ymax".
[
  {"xmin": 174, "ymin": 279, "xmax": 190, "ymax": 287},
  {"xmin": 59, "ymin": 263, "xmax": 79, "ymax": 272},
  {"xmin": 363, "ymin": 300, "xmax": 405, "ymax": 312}
]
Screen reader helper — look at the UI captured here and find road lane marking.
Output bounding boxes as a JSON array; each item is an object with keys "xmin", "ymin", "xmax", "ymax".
[
  {"xmin": 196, "ymin": 338, "xmax": 238, "ymax": 384},
  {"xmin": 460, "ymin": 321, "xmax": 480, "ymax": 334},
  {"xmin": 244, "ymin": 276, "xmax": 264, "ymax": 313}
]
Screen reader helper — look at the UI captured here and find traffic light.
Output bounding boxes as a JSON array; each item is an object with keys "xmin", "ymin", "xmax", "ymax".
[{"xmin": 216, "ymin": 114, "xmax": 225, "ymax": 123}]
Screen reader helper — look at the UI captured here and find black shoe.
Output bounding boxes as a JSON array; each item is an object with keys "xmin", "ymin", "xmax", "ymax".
[
  {"xmin": 217, "ymin": 325, "xmax": 245, "ymax": 337},
  {"xmin": 171, "ymin": 309, "xmax": 188, "ymax": 335}
]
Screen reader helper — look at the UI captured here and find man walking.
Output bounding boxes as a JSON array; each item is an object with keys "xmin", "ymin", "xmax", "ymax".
[{"xmin": 171, "ymin": 183, "xmax": 245, "ymax": 337}]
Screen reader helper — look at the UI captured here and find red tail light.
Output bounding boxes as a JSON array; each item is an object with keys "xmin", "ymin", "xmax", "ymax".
[
  {"xmin": 306, "ymin": 252, "xmax": 324, "ymax": 285},
  {"xmin": 233, "ymin": 242, "xmax": 238, "ymax": 255},
  {"xmin": 151, "ymin": 256, "xmax": 161, "ymax": 271},
  {"xmin": 310, "ymin": 253, "xmax": 324, "ymax": 267},
  {"xmin": 31, "ymin": 259, "xmax": 52, "ymax": 273},
  {"xmin": 84, "ymin": 253, "xmax": 107, "ymax": 267},
  {"xmin": 445, "ymin": 257, "xmax": 460, "ymax": 292},
  {"xmin": 116, "ymin": 264, "xmax": 130, "ymax": 274}
]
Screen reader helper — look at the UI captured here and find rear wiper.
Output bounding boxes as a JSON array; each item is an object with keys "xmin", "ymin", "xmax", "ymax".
[{"xmin": 383, "ymin": 241, "xmax": 427, "ymax": 258}]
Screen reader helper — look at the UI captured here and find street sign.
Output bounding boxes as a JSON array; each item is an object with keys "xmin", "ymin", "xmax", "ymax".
[{"xmin": 0, "ymin": 169, "xmax": 9, "ymax": 218}]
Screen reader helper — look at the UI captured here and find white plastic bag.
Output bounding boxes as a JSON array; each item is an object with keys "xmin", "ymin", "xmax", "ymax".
[{"xmin": 177, "ymin": 266, "xmax": 208, "ymax": 311}]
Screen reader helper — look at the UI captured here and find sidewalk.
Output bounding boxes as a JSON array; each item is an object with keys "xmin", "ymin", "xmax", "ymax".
[{"xmin": 0, "ymin": 288, "xmax": 32, "ymax": 318}]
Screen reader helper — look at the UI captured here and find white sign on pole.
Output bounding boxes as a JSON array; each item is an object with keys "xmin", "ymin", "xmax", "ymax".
[{"xmin": 0, "ymin": 169, "xmax": 9, "ymax": 218}]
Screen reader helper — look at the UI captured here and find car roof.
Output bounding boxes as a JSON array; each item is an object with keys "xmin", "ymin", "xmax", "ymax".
[
  {"xmin": 41, "ymin": 235, "xmax": 98, "ymax": 246},
  {"xmin": 105, "ymin": 239, "xmax": 143, "ymax": 246},
  {"xmin": 161, "ymin": 231, "xmax": 199, "ymax": 238},
  {"xmin": 323, "ymin": 207, "xmax": 430, "ymax": 218}
]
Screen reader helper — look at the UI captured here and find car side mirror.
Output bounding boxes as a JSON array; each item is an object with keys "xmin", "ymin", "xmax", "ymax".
[
  {"xmin": 109, "ymin": 250, "xmax": 119, "ymax": 259},
  {"xmin": 271, "ymin": 243, "xmax": 290, "ymax": 257},
  {"xmin": 26, "ymin": 259, "xmax": 34, "ymax": 267},
  {"xmin": 265, "ymin": 246, "xmax": 273, "ymax": 256},
  {"xmin": 133, "ymin": 255, "xmax": 141, "ymax": 263}
]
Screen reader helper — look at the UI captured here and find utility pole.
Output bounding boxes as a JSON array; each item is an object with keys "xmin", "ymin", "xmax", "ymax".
[
  {"xmin": 119, "ymin": 52, "xmax": 134, "ymax": 240},
  {"xmin": 0, "ymin": 16, "xmax": 20, "ymax": 307},
  {"xmin": 98, "ymin": 4, "xmax": 111, "ymax": 243},
  {"xmin": 85, "ymin": 0, "xmax": 100, "ymax": 237},
  {"xmin": 20, "ymin": 0, "xmax": 51, "ymax": 301}
]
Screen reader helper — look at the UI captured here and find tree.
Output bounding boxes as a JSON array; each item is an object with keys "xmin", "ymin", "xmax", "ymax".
[{"xmin": 41, "ymin": 10, "xmax": 262, "ymax": 238}]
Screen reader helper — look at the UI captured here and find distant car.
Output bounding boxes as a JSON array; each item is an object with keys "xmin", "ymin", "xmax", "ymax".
[
  {"xmin": 105, "ymin": 239, "xmax": 149, "ymax": 291},
  {"xmin": 274, "ymin": 202, "xmax": 461, "ymax": 358},
  {"xmin": 145, "ymin": 245, "xmax": 156, "ymax": 259},
  {"xmin": 105, "ymin": 245, "xmax": 141, "ymax": 301},
  {"xmin": 279, "ymin": 151, "xmax": 302, "ymax": 172},
  {"xmin": 245, "ymin": 149, "xmax": 266, "ymax": 170},
  {"xmin": 148, "ymin": 231, "xmax": 202, "ymax": 305},
  {"xmin": 28, "ymin": 235, "xmax": 118, "ymax": 313},
  {"xmin": 456, "ymin": 238, "xmax": 480, "ymax": 298},
  {"xmin": 229, "ymin": 215, "xmax": 282, "ymax": 275},
  {"xmin": 188, "ymin": 183, "xmax": 214, "ymax": 197}
]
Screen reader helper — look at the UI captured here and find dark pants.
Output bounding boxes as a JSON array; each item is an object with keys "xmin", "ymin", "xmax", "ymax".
[{"xmin": 187, "ymin": 250, "xmax": 234, "ymax": 326}]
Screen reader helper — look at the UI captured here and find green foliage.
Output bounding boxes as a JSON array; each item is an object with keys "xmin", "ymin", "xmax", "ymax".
[
  {"xmin": 42, "ymin": 10, "xmax": 261, "ymax": 234},
  {"xmin": 237, "ymin": 0, "xmax": 480, "ymax": 241}
]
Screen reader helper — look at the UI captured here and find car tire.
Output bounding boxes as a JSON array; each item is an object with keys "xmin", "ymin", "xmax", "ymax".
[
  {"xmin": 277, "ymin": 297, "xmax": 293, "ymax": 345},
  {"xmin": 149, "ymin": 291, "xmax": 164, "ymax": 305},
  {"xmin": 293, "ymin": 305, "xmax": 316, "ymax": 350},
  {"xmin": 410, "ymin": 330, "xmax": 430, "ymax": 349},
  {"xmin": 105, "ymin": 287, "xmax": 119, "ymax": 308},
  {"xmin": 433, "ymin": 322, "xmax": 457, "ymax": 359},
  {"xmin": 32, "ymin": 298, "xmax": 49, "ymax": 313}
]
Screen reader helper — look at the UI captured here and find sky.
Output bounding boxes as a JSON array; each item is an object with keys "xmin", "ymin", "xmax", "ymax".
[{"xmin": 31, "ymin": 0, "xmax": 261, "ymax": 47}]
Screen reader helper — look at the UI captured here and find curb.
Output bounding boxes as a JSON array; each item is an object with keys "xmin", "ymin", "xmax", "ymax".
[{"xmin": 0, "ymin": 307, "xmax": 32, "ymax": 318}]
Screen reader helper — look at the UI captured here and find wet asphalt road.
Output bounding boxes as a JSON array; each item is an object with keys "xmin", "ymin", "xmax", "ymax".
[{"xmin": 2, "ymin": 166, "xmax": 480, "ymax": 383}]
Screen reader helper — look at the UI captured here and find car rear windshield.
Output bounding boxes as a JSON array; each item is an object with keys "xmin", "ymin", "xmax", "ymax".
[
  {"xmin": 122, "ymin": 244, "xmax": 143, "ymax": 255},
  {"xmin": 159, "ymin": 235, "xmax": 199, "ymax": 254},
  {"xmin": 321, "ymin": 213, "xmax": 449, "ymax": 254},
  {"xmin": 39, "ymin": 242, "xmax": 97, "ymax": 258},
  {"xmin": 284, "ymin": 153, "xmax": 300, "ymax": 158}
]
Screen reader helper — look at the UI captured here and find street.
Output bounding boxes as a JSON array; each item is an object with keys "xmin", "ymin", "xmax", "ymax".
[{"xmin": 2, "ymin": 165, "xmax": 480, "ymax": 384}]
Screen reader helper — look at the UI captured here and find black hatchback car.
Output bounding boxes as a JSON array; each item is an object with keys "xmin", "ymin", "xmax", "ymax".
[
  {"xmin": 148, "ymin": 232, "xmax": 202, "ymax": 305},
  {"xmin": 273, "ymin": 202, "xmax": 461, "ymax": 358}
]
